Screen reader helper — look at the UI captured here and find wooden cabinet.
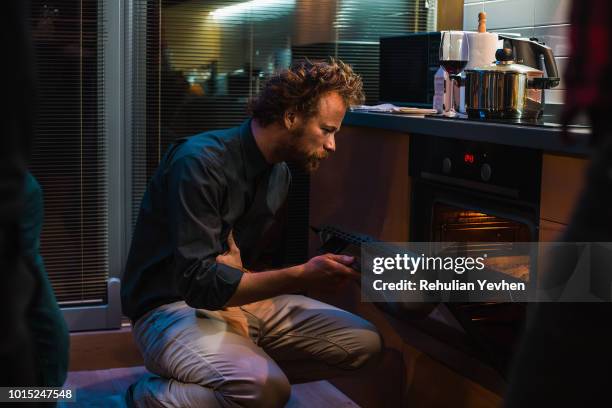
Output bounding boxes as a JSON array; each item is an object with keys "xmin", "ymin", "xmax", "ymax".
[
  {"xmin": 537, "ymin": 154, "xmax": 589, "ymax": 287},
  {"xmin": 539, "ymin": 153, "xmax": 589, "ymax": 225},
  {"xmin": 308, "ymin": 125, "xmax": 412, "ymax": 256}
]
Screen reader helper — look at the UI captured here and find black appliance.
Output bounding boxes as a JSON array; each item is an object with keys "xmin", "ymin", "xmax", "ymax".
[
  {"xmin": 410, "ymin": 135, "xmax": 542, "ymax": 375},
  {"xmin": 500, "ymin": 35, "xmax": 560, "ymax": 78},
  {"xmin": 379, "ymin": 32, "xmax": 441, "ymax": 107}
]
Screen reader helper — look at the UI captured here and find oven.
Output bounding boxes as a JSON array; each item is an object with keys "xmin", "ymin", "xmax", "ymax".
[{"xmin": 409, "ymin": 134, "xmax": 542, "ymax": 375}]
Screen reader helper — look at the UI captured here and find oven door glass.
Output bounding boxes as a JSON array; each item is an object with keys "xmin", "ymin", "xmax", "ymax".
[
  {"xmin": 433, "ymin": 202, "xmax": 532, "ymax": 282},
  {"xmin": 432, "ymin": 202, "xmax": 533, "ymax": 375}
]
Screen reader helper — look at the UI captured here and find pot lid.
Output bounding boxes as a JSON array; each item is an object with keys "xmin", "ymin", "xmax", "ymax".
[{"xmin": 465, "ymin": 48, "xmax": 543, "ymax": 75}]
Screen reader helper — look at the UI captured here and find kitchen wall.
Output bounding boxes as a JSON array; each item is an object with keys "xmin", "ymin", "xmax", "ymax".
[{"xmin": 463, "ymin": 0, "xmax": 571, "ymax": 105}]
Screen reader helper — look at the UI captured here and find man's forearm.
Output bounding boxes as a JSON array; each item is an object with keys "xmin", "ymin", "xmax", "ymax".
[{"xmin": 224, "ymin": 265, "xmax": 305, "ymax": 307}]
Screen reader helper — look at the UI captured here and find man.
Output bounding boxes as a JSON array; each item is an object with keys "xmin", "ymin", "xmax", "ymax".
[{"xmin": 122, "ymin": 59, "xmax": 382, "ymax": 407}]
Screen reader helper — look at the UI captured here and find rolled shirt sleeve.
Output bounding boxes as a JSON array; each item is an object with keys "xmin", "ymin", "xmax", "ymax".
[{"xmin": 166, "ymin": 154, "xmax": 243, "ymax": 310}]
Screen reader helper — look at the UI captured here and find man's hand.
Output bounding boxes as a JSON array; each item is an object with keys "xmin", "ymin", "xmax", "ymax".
[
  {"xmin": 224, "ymin": 253, "xmax": 359, "ymax": 307},
  {"xmin": 298, "ymin": 253, "xmax": 360, "ymax": 290},
  {"xmin": 216, "ymin": 230, "xmax": 246, "ymax": 271}
]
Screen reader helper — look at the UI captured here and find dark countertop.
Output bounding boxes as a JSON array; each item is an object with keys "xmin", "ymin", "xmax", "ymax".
[{"xmin": 343, "ymin": 111, "xmax": 592, "ymax": 157}]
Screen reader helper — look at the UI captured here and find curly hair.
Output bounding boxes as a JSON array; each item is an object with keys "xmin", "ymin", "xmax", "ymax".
[{"xmin": 248, "ymin": 58, "xmax": 364, "ymax": 127}]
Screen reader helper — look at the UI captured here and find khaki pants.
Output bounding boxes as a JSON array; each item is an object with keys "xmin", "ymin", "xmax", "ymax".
[{"xmin": 131, "ymin": 294, "xmax": 382, "ymax": 407}]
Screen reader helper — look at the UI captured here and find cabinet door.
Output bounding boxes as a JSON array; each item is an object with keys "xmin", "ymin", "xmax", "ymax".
[
  {"xmin": 540, "ymin": 153, "xmax": 589, "ymax": 224},
  {"xmin": 308, "ymin": 126, "xmax": 411, "ymax": 256}
]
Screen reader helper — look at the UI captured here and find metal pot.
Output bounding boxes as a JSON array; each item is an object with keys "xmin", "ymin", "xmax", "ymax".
[{"xmin": 464, "ymin": 48, "xmax": 560, "ymax": 119}]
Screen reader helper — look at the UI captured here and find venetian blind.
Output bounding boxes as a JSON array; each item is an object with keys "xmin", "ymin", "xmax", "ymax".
[{"xmin": 28, "ymin": 0, "xmax": 108, "ymax": 305}]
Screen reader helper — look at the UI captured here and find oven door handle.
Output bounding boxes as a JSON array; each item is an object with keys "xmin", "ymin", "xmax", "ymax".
[{"xmin": 420, "ymin": 171, "xmax": 520, "ymax": 199}]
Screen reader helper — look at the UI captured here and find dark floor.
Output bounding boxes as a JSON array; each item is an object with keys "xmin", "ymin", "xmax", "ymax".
[{"xmin": 58, "ymin": 366, "xmax": 359, "ymax": 407}]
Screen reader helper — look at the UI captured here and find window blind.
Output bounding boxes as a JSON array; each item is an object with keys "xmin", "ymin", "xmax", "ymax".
[{"xmin": 29, "ymin": 0, "xmax": 108, "ymax": 306}]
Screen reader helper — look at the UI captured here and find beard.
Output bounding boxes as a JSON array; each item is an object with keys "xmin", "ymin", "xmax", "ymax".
[
  {"xmin": 285, "ymin": 125, "xmax": 329, "ymax": 173},
  {"xmin": 298, "ymin": 149, "xmax": 329, "ymax": 173}
]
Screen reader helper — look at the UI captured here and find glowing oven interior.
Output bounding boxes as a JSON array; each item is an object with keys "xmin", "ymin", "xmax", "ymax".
[{"xmin": 432, "ymin": 203, "xmax": 532, "ymax": 282}]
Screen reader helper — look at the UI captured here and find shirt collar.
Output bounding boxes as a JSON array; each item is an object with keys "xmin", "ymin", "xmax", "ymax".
[{"xmin": 239, "ymin": 118, "xmax": 271, "ymax": 179}]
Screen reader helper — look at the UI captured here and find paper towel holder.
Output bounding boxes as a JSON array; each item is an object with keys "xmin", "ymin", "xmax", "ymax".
[{"xmin": 478, "ymin": 12, "xmax": 487, "ymax": 33}]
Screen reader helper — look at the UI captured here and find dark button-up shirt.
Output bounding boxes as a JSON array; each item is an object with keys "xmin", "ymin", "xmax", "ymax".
[{"xmin": 121, "ymin": 120, "xmax": 290, "ymax": 323}]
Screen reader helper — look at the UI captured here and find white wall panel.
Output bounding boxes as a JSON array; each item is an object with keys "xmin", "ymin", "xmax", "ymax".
[
  {"xmin": 534, "ymin": 0, "xmax": 571, "ymax": 26},
  {"xmin": 462, "ymin": 3, "xmax": 481, "ymax": 31},
  {"xmin": 479, "ymin": 0, "xmax": 535, "ymax": 30},
  {"xmin": 533, "ymin": 24, "xmax": 571, "ymax": 57},
  {"xmin": 545, "ymin": 89, "xmax": 565, "ymax": 105}
]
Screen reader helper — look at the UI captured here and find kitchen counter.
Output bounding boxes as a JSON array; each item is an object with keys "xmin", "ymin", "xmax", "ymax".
[{"xmin": 343, "ymin": 111, "xmax": 592, "ymax": 156}]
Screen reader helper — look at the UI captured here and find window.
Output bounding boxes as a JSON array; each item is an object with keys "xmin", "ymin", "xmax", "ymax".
[{"xmin": 29, "ymin": 0, "xmax": 123, "ymax": 330}]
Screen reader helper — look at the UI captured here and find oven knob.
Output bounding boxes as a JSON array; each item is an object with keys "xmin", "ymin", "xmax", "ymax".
[
  {"xmin": 481, "ymin": 163, "xmax": 492, "ymax": 181},
  {"xmin": 442, "ymin": 157, "xmax": 452, "ymax": 174}
]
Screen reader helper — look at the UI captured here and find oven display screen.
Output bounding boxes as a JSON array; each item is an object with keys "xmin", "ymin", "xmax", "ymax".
[{"xmin": 463, "ymin": 152, "xmax": 475, "ymax": 164}]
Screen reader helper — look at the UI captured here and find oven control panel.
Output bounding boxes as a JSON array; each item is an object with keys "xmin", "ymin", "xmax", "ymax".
[
  {"xmin": 441, "ymin": 151, "xmax": 492, "ymax": 182},
  {"xmin": 410, "ymin": 136, "xmax": 542, "ymax": 202}
]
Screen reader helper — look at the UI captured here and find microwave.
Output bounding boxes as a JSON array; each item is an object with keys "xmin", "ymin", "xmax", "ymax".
[{"xmin": 379, "ymin": 32, "xmax": 441, "ymax": 107}]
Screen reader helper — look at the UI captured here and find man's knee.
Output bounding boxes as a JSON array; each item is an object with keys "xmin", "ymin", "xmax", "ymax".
[
  {"xmin": 217, "ymin": 370, "xmax": 291, "ymax": 408},
  {"xmin": 339, "ymin": 321, "xmax": 382, "ymax": 370}
]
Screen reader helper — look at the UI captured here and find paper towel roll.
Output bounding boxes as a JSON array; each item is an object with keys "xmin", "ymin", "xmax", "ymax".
[{"xmin": 465, "ymin": 32, "xmax": 501, "ymax": 70}]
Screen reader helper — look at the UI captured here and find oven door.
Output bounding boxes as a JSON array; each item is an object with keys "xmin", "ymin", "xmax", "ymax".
[{"xmin": 411, "ymin": 178, "xmax": 539, "ymax": 375}]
